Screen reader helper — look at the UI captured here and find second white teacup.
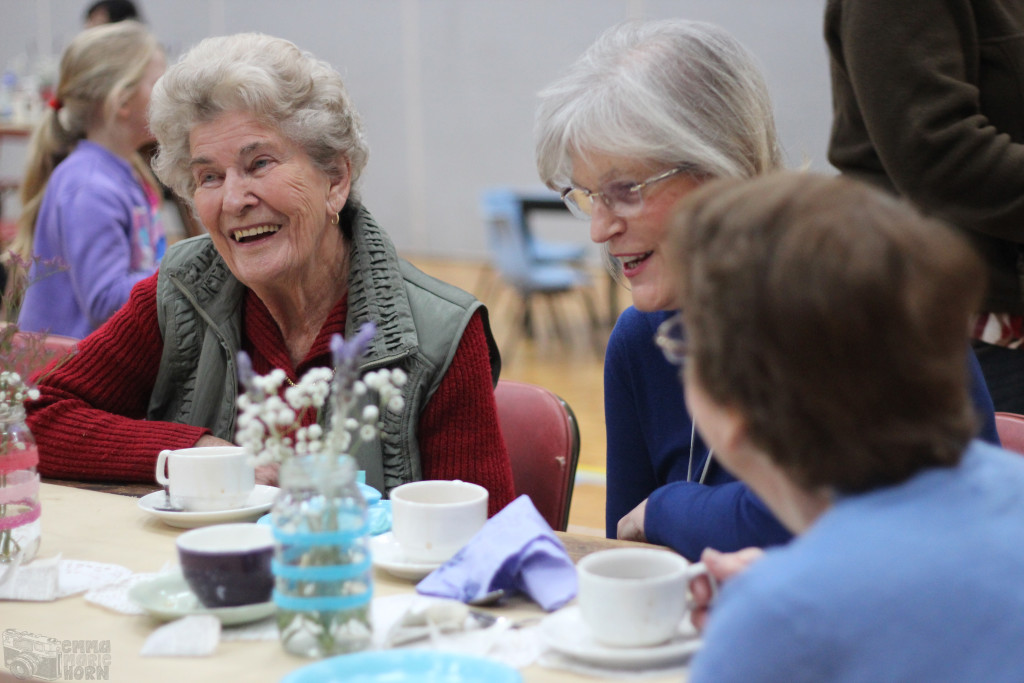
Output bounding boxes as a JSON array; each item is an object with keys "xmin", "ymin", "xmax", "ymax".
[
  {"xmin": 577, "ymin": 547, "xmax": 708, "ymax": 648},
  {"xmin": 155, "ymin": 446, "xmax": 255, "ymax": 512},
  {"xmin": 389, "ymin": 480, "xmax": 488, "ymax": 564}
]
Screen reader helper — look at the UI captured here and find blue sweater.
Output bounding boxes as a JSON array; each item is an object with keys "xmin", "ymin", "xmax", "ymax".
[
  {"xmin": 690, "ymin": 440, "xmax": 1024, "ymax": 682},
  {"xmin": 19, "ymin": 140, "xmax": 165, "ymax": 338},
  {"xmin": 604, "ymin": 307, "xmax": 999, "ymax": 560}
]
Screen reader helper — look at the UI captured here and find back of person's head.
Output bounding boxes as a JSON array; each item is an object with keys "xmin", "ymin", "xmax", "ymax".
[
  {"xmin": 670, "ymin": 171, "xmax": 984, "ymax": 493},
  {"xmin": 149, "ymin": 32, "xmax": 368, "ymax": 204},
  {"xmin": 10, "ymin": 20, "xmax": 160, "ymax": 264},
  {"xmin": 84, "ymin": 0, "xmax": 141, "ymax": 27},
  {"xmin": 535, "ymin": 18, "xmax": 782, "ymax": 191}
]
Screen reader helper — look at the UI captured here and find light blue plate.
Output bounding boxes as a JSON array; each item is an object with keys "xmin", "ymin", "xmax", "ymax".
[
  {"xmin": 280, "ymin": 650, "xmax": 522, "ymax": 683},
  {"xmin": 358, "ymin": 482, "xmax": 383, "ymax": 507}
]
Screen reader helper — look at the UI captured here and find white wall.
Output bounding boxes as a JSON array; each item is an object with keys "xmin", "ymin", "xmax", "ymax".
[{"xmin": 0, "ymin": 0, "xmax": 833, "ymax": 260}]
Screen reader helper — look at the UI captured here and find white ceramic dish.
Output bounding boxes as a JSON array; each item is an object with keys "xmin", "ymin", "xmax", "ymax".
[
  {"xmin": 370, "ymin": 531, "xmax": 442, "ymax": 580},
  {"xmin": 538, "ymin": 606, "xmax": 701, "ymax": 668},
  {"xmin": 128, "ymin": 571, "xmax": 275, "ymax": 626},
  {"xmin": 138, "ymin": 485, "xmax": 278, "ymax": 528}
]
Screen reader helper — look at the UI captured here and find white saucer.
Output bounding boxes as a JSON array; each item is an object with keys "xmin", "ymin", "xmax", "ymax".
[
  {"xmin": 370, "ymin": 532, "xmax": 442, "ymax": 580},
  {"xmin": 138, "ymin": 485, "xmax": 279, "ymax": 528},
  {"xmin": 128, "ymin": 571, "xmax": 275, "ymax": 626},
  {"xmin": 538, "ymin": 606, "xmax": 701, "ymax": 668}
]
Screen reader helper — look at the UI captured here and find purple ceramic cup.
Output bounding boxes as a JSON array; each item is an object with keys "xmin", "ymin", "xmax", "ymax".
[{"xmin": 176, "ymin": 523, "xmax": 274, "ymax": 608}]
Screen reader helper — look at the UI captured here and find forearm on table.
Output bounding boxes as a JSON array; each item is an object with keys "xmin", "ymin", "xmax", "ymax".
[
  {"xmin": 32, "ymin": 398, "xmax": 208, "ymax": 481},
  {"xmin": 644, "ymin": 481, "xmax": 792, "ymax": 561},
  {"xmin": 26, "ymin": 273, "xmax": 206, "ymax": 482}
]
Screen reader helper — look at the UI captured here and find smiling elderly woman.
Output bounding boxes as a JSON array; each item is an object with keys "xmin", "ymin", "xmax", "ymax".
[
  {"xmin": 534, "ymin": 19, "xmax": 999, "ymax": 558},
  {"xmin": 24, "ymin": 33, "xmax": 515, "ymax": 513}
]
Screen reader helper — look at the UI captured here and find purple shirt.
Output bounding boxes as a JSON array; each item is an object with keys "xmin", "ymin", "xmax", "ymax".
[{"xmin": 18, "ymin": 140, "xmax": 165, "ymax": 338}]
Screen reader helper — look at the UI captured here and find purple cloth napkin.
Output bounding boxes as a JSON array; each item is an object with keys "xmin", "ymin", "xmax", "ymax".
[{"xmin": 415, "ymin": 495, "xmax": 577, "ymax": 611}]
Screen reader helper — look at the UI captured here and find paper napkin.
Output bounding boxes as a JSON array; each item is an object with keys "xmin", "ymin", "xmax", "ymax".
[
  {"xmin": 0, "ymin": 555, "xmax": 132, "ymax": 602},
  {"xmin": 141, "ymin": 615, "xmax": 221, "ymax": 657}
]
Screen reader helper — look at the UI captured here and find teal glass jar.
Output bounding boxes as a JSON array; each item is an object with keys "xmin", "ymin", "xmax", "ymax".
[{"xmin": 271, "ymin": 454, "xmax": 372, "ymax": 657}]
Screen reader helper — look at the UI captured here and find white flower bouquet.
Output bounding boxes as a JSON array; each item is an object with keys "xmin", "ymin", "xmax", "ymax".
[
  {"xmin": 234, "ymin": 321, "xmax": 406, "ymax": 467},
  {"xmin": 233, "ymin": 321, "xmax": 407, "ymax": 657}
]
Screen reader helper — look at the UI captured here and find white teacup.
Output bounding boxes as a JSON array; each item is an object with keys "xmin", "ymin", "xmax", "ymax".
[
  {"xmin": 577, "ymin": 547, "xmax": 708, "ymax": 648},
  {"xmin": 389, "ymin": 480, "xmax": 488, "ymax": 564},
  {"xmin": 155, "ymin": 447, "xmax": 255, "ymax": 512}
]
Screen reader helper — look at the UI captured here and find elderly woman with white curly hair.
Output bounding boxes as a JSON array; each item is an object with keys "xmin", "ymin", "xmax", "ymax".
[
  {"xmin": 25, "ymin": 32, "xmax": 515, "ymax": 512},
  {"xmin": 534, "ymin": 18, "xmax": 999, "ymax": 558}
]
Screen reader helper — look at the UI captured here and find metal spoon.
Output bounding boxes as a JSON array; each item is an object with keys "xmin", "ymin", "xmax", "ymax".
[
  {"xmin": 467, "ymin": 589, "xmax": 506, "ymax": 606},
  {"xmin": 151, "ymin": 484, "xmax": 183, "ymax": 512},
  {"xmin": 468, "ymin": 611, "xmax": 541, "ymax": 630}
]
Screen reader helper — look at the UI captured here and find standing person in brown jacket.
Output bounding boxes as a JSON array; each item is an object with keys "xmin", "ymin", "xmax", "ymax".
[{"xmin": 826, "ymin": 0, "xmax": 1024, "ymax": 412}]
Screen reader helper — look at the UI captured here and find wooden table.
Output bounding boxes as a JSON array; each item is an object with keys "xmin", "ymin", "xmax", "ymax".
[{"xmin": 1, "ymin": 484, "xmax": 684, "ymax": 682}]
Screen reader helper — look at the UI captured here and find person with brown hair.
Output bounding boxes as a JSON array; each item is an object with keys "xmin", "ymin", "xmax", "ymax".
[
  {"xmin": 674, "ymin": 172, "xmax": 1024, "ymax": 681},
  {"xmin": 83, "ymin": 0, "xmax": 141, "ymax": 27}
]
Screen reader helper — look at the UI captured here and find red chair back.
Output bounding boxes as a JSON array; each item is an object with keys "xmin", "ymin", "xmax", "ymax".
[
  {"xmin": 494, "ymin": 379, "xmax": 580, "ymax": 531},
  {"xmin": 995, "ymin": 412, "xmax": 1024, "ymax": 455}
]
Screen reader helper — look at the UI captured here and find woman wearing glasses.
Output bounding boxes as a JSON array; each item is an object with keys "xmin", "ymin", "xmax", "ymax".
[{"xmin": 534, "ymin": 19, "xmax": 998, "ymax": 559}]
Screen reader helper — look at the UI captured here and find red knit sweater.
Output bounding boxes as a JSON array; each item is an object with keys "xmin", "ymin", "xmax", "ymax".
[{"xmin": 27, "ymin": 273, "xmax": 515, "ymax": 515}]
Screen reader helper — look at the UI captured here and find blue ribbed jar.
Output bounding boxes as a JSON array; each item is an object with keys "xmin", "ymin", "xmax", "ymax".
[{"xmin": 271, "ymin": 454, "xmax": 372, "ymax": 657}]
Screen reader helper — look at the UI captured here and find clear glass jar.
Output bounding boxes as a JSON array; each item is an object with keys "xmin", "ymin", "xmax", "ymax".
[
  {"xmin": 0, "ymin": 402, "xmax": 41, "ymax": 574},
  {"xmin": 271, "ymin": 454, "xmax": 372, "ymax": 657}
]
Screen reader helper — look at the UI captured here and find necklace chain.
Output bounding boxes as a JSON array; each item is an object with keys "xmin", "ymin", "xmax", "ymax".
[{"xmin": 285, "ymin": 367, "xmax": 336, "ymax": 388}]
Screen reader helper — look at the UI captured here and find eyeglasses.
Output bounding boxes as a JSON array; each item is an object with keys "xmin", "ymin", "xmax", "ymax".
[
  {"xmin": 655, "ymin": 312, "xmax": 688, "ymax": 366},
  {"xmin": 560, "ymin": 165, "xmax": 691, "ymax": 220}
]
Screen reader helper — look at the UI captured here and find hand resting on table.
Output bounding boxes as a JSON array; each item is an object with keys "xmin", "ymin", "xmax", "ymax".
[{"xmin": 617, "ymin": 498, "xmax": 648, "ymax": 542}]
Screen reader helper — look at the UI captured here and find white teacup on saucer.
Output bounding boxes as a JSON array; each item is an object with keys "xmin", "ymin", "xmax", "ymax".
[
  {"xmin": 577, "ymin": 547, "xmax": 708, "ymax": 648},
  {"xmin": 155, "ymin": 446, "xmax": 255, "ymax": 512}
]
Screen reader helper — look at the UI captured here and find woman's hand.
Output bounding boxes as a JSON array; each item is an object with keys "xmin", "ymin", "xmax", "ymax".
[
  {"xmin": 193, "ymin": 434, "xmax": 278, "ymax": 485},
  {"xmin": 617, "ymin": 498, "xmax": 648, "ymax": 542},
  {"xmin": 690, "ymin": 546, "xmax": 764, "ymax": 631},
  {"xmin": 254, "ymin": 462, "xmax": 279, "ymax": 486},
  {"xmin": 194, "ymin": 434, "xmax": 234, "ymax": 448}
]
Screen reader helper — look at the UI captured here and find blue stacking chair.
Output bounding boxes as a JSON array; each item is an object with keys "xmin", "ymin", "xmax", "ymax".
[{"xmin": 480, "ymin": 188, "xmax": 600, "ymax": 358}]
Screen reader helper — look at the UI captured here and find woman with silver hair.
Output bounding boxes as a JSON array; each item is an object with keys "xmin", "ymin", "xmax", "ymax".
[
  {"xmin": 534, "ymin": 19, "xmax": 997, "ymax": 558},
  {"xmin": 25, "ymin": 33, "xmax": 515, "ymax": 512}
]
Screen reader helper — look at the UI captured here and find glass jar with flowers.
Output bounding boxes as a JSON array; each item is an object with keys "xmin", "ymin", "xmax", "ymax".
[
  {"xmin": 0, "ymin": 252, "xmax": 71, "ymax": 582},
  {"xmin": 0, "ymin": 371, "xmax": 41, "ymax": 578},
  {"xmin": 235, "ymin": 321, "xmax": 406, "ymax": 658}
]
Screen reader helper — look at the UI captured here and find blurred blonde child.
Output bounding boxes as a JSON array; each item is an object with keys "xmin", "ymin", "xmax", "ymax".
[{"xmin": 10, "ymin": 20, "xmax": 165, "ymax": 337}]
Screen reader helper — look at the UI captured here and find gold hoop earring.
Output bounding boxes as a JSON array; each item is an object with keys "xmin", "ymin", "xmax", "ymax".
[{"xmin": 331, "ymin": 212, "xmax": 340, "ymax": 226}]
